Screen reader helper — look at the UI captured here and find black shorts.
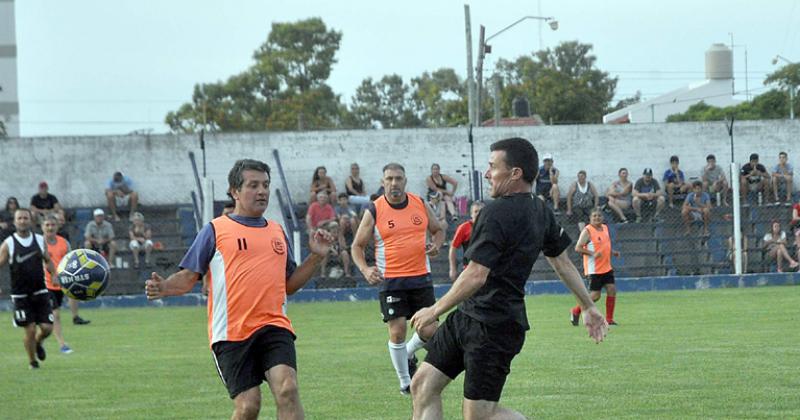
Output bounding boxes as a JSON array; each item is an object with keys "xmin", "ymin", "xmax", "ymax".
[
  {"xmin": 379, "ymin": 286, "xmax": 435, "ymax": 322},
  {"xmin": 424, "ymin": 310, "xmax": 526, "ymax": 402},
  {"xmin": 49, "ymin": 289, "xmax": 65, "ymax": 309},
  {"xmin": 588, "ymin": 270, "xmax": 615, "ymax": 291},
  {"xmin": 12, "ymin": 292, "xmax": 54, "ymax": 327},
  {"xmin": 211, "ymin": 325, "xmax": 297, "ymax": 399},
  {"xmin": 89, "ymin": 242, "xmax": 110, "ymax": 254}
]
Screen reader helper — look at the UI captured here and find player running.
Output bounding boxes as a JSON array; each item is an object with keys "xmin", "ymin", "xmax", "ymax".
[{"xmin": 42, "ymin": 215, "xmax": 74, "ymax": 354}]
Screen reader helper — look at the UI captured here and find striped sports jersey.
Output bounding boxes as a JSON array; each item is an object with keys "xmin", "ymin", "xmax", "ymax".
[
  {"xmin": 44, "ymin": 235, "xmax": 69, "ymax": 291},
  {"xmin": 582, "ymin": 224, "xmax": 612, "ymax": 276}
]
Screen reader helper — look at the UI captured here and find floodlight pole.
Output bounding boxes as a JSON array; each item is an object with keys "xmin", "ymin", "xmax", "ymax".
[{"xmin": 727, "ymin": 116, "xmax": 742, "ymax": 275}]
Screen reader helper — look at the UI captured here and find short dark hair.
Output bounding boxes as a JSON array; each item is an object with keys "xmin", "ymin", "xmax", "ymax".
[
  {"xmin": 692, "ymin": 180, "xmax": 703, "ymax": 188},
  {"xmin": 382, "ymin": 163, "xmax": 405, "ymax": 174},
  {"xmin": 706, "ymin": 154, "xmax": 716, "ymax": 161},
  {"xmin": 337, "ymin": 192, "xmax": 348, "ymax": 200},
  {"xmin": 578, "ymin": 170, "xmax": 587, "ymax": 176},
  {"xmin": 14, "ymin": 208, "xmax": 33, "ymax": 218},
  {"xmin": 489, "ymin": 137, "xmax": 538, "ymax": 183},
  {"xmin": 227, "ymin": 159, "xmax": 270, "ymax": 199},
  {"xmin": 670, "ymin": 155, "xmax": 679, "ymax": 163},
  {"xmin": 618, "ymin": 167, "xmax": 628, "ymax": 175},
  {"xmin": 749, "ymin": 153, "xmax": 759, "ymax": 161},
  {"xmin": 779, "ymin": 151, "xmax": 788, "ymax": 158}
]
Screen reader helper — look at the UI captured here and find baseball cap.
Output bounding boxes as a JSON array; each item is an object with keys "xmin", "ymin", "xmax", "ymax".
[
  {"xmin": 38, "ymin": 181, "xmax": 48, "ymax": 189},
  {"xmin": 93, "ymin": 208, "xmax": 105, "ymax": 217},
  {"xmin": 643, "ymin": 168, "xmax": 653, "ymax": 176},
  {"xmin": 542, "ymin": 153, "xmax": 553, "ymax": 161}
]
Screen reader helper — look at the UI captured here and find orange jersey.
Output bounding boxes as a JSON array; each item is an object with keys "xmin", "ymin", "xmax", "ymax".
[
  {"xmin": 582, "ymin": 224, "xmax": 612, "ymax": 275},
  {"xmin": 373, "ymin": 193, "xmax": 430, "ymax": 278},
  {"xmin": 207, "ymin": 216, "xmax": 292, "ymax": 345},
  {"xmin": 44, "ymin": 235, "xmax": 69, "ymax": 290}
]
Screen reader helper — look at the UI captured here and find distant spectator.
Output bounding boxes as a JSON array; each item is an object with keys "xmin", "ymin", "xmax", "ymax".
[
  {"xmin": 426, "ymin": 163, "xmax": 459, "ymax": 221},
  {"xmin": 0, "ymin": 197, "xmax": 19, "ymax": 240},
  {"xmin": 740, "ymin": 153, "xmax": 770, "ymax": 205},
  {"xmin": 345, "ymin": 163, "xmax": 371, "ymax": 209},
  {"xmin": 84, "ymin": 208, "xmax": 117, "ymax": 267},
  {"xmin": 320, "ymin": 221, "xmax": 352, "ymax": 279},
  {"xmin": 762, "ymin": 220, "xmax": 798, "ymax": 272},
  {"xmin": 633, "ymin": 168, "xmax": 666, "ymax": 223},
  {"xmin": 30, "ymin": 181, "xmax": 65, "ymax": 222},
  {"xmin": 791, "ymin": 200, "xmax": 800, "ymax": 265},
  {"xmin": 305, "ymin": 191, "xmax": 336, "ymax": 233},
  {"xmin": 682, "ymin": 181, "xmax": 711, "ymax": 236},
  {"xmin": 449, "ymin": 201, "xmax": 484, "ymax": 282},
  {"xmin": 771, "ymin": 151, "xmax": 794, "ymax": 205},
  {"xmin": 566, "ymin": 170, "xmax": 599, "ymax": 231},
  {"xmin": 427, "ymin": 191, "xmax": 448, "ymax": 231},
  {"xmin": 128, "ymin": 212, "xmax": 153, "ymax": 269},
  {"xmin": 309, "ymin": 166, "xmax": 337, "ymax": 203},
  {"xmin": 606, "ymin": 168, "xmax": 633, "ymax": 224},
  {"xmin": 536, "ymin": 153, "xmax": 561, "ymax": 214},
  {"xmin": 106, "ymin": 171, "xmax": 140, "ymax": 221},
  {"xmin": 334, "ymin": 192, "xmax": 359, "ymax": 232},
  {"xmin": 702, "ymin": 154, "xmax": 729, "ymax": 206},
  {"xmin": 663, "ymin": 155, "xmax": 690, "ymax": 208},
  {"xmin": 54, "ymin": 212, "xmax": 70, "ymax": 243}
]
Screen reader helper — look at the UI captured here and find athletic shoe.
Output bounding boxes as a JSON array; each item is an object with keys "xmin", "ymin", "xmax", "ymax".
[
  {"xmin": 73, "ymin": 316, "xmax": 91, "ymax": 325},
  {"xmin": 30, "ymin": 361, "xmax": 40, "ymax": 370},
  {"xmin": 408, "ymin": 354, "xmax": 418, "ymax": 379},
  {"xmin": 60, "ymin": 345, "xmax": 73, "ymax": 354},
  {"xmin": 400, "ymin": 385, "xmax": 411, "ymax": 396},
  {"xmin": 570, "ymin": 311, "xmax": 579, "ymax": 326},
  {"xmin": 608, "ymin": 320, "xmax": 619, "ymax": 326},
  {"xmin": 36, "ymin": 343, "xmax": 46, "ymax": 361}
]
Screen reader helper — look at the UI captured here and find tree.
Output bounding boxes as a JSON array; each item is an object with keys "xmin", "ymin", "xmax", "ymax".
[
  {"xmin": 348, "ymin": 75, "xmax": 420, "ymax": 129},
  {"xmin": 666, "ymin": 90, "xmax": 791, "ymax": 122},
  {"xmin": 166, "ymin": 18, "xmax": 343, "ymax": 133},
  {"xmin": 411, "ymin": 68, "xmax": 468, "ymax": 127}
]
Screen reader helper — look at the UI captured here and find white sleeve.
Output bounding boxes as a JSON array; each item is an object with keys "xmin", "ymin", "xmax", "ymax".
[
  {"xmin": 3, "ymin": 236, "xmax": 13, "ymax": 257},
  {"xmin": 35, "ymin": 234, "xmax": 46, "ymax": 253}
]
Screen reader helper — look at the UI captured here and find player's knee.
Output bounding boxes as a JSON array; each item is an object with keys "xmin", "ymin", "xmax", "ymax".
[
  {"xmin": 234, "ymin": 395, "xmax": 261, "ymax": 419},
  {"xmin": 274, "ymin": 377, "xmax": 300, "ymax": 407}
]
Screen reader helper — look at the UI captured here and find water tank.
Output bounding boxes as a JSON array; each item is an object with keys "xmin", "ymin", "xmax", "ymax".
[
  {"xmin": 705, "ymin": 43, "xmax": 733, "ymax": 80},
  {"xmin": 512, "ymin": 97, "xmax": 531, "ymax": 118}
]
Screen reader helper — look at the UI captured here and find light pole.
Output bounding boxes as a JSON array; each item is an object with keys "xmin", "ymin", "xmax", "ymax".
[
  {"xmin": 772, "ymin": 54, "xmax": 797, "ymax": 120},
  {"xmin": 475, "ymin": 15, "xmax": 557, "ymax": 126}
]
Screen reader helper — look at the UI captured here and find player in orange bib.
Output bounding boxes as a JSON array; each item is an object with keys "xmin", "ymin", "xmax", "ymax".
[
  {"xmin": 351, "ymin": 162, "xmax": 445, "ymax": 395},
  {"xmin": 448, "ymin": 201, "xmax": 484, "ymax": 281},
  {"xmin": 42, "ymin": 215, "xmax": 74, "ymax": 354},
  {"xmin": 571, "ymin": 208, "xmax": 621, "ymax": 326},
  {"xmin": 145, "ymin": 159, "xmax": 333, "ymax": 420}
]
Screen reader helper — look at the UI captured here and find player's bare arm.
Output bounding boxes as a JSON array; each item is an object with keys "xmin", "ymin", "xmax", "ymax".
[
  {"xmin": 351, "ymin": 209, "xmax": 383, "ymax": 284},
  {"xmin": 286, "ymin": 229, "xmax": 333, "ymax": 295},
  {"xmin": 411, "ymin": 261, "xmax": 490, "ymax": 330},
  {"xmin": 425, "ymin": 204, "xmax": 445, "ymax": 257},
  {"xmin": 547, "ymin": 250, "xmax": 608, "ymax": 343},
  {"xmin": 41, "ymin": 246, "xmax": 58, "ymax": 285},
  {"xmin": 145, "ymin": 269, "xmax": 200, "ymax": 300},
  {"xmin": 448, "ymin": 243, "xmax": 458, "ymax": 282},
  {"xmin": 0, "ymin": 241, "xmax": 9, "ymax": 267},
  {"xmin": 573, "ymin": 228, "xmax": 592, "ymax": 256}
]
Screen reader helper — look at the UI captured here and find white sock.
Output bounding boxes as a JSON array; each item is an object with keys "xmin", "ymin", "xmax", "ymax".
[
  {"xmin": 405, "ymin": 332, "xmax": 426, "ymax": 357},
  {"xmin": 388, "ymin": 341, "xmax": 411, "ymax": 388}
]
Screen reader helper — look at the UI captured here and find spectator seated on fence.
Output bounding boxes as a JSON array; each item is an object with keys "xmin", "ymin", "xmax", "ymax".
[
  {"xmin": 663, "ymin": 155, "xmax": 690, "ymax": 208},
  {"xmin": 762, "ymin": 220, "xmax": 798, "ymax": 272},
  {"xmin": 345, "ymin": 162, "xmax": 371, "ymax": 209},
  {"xmin": 106, "ymin": 171, "xmax": 140, "ymax": 221},
  {"xmin": 771, "ymin": 151, "xmax": 794, "ymax": 205},
  {"xmin": 682, "ymin": 180, "xmax": 711, "ymax": 236},
  {"xmin": 334, "ymin": 192, "xmax": 359, "ymax": 232},
  {"xmin": 427, "ymin": 191, "xmax": 449, "ymax": 232},
  {"xmin": 128, "ymin": 212, "xmax": 154, "ymax": 269},
  {"xmin": 0, "ymin": 197, "xmax": 20, "ymax": 241},
  {"xmin": 30, "ymin": 181, "xmax": 65, "ymax": 222},
  {"xmin": 606, "ymin": 168, "xmax": 633, "ymax": 224},
  {"xmin": 309, "ymin": 166, "xmax": 337, "ymax": 204},
  {"xmin": 740, "ymin": 153, "xmax": 770, "ymax": 205},
  {"xmin": 633, "ymin": 168, "xmax": 665, "ymax": 223},
  {"xmin": 305, "ymin": 191, "xmax": 336, "ymax": 234},
  {"xmin": 84, "ymin": 208, "xmax": 118, "ymax": 268},
  {"xmin": 702, "ymin": 154, "xmax": 729, "ymax": 206},
  {"xmin": 426, "ymin": 163, "xmax": 459, "ymax": 221},
  {"xmin": 566, "ymin": 170, "xmax": 599, "ymax": 231},
  {"xmin": 535, "ymin": 153, "xmax": 561, "ymax": 214}
]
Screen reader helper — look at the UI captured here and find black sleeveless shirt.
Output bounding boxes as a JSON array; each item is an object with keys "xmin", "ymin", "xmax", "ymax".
[{"xmin": 8, "ymin": 233, "xmax": 46, "ymax": 295}]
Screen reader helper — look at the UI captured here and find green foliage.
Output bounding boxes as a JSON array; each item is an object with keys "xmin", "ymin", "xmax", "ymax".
[
  {"xmin": 411, "ymin": 68, "xmax": 468, "ymax": 127},
  {"xmin": 666, "ymin": 89, "xmax": 792, "ymax": 122},
  {"xmin": 764, "ymin": 62, "xmax": 800, "ymax": 90},
  {"xmin": 2, "ymin": 287, "xmax": 799, "ymax": 419},
  {"xmin": 348, "ymin": 74, "xmax": 420, "ymax": 129}
]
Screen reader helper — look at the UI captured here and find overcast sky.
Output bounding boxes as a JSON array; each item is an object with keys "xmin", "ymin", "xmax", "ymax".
[{"xmin": 12, "ymin": 0, "xmax": 800, "ymax": 136}]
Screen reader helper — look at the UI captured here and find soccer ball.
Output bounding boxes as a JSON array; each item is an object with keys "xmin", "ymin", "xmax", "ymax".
[{"xmin": 57, "ymin": 249, "xmax": 110, "ymax": 301}]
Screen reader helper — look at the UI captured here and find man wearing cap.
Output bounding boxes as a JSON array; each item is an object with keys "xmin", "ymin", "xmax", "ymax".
[
  {"xmin": 633, "ymin": 168, "xmax": 665, "ymax": 222},
  {"xmin": 740, "ymin": 154, "xmax": 770, "ymax": 205},
  {"xmin": 536, "ymin": 153, "xmax": 561, "ymax": 214},
  {"xmin": 84, "ymin": 209, "xmax": 117, "ymax": 267},
  {"xmin": 105, "ymin": 171, "xmax": 139, "ymax": 221},
  {"xmin": 30, "ymin": 182, "xmax": 65, "ymax": 223},
  {"xmin": 702, "ymin": 154, "xmax": 729, "ymax": 206}
]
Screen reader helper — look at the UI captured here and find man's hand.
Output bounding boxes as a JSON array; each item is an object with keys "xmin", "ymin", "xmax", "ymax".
[
  {"xmin": 582, "ymin": 306, "xmax": 608, "ymax": 343},
  {"xmin": 448, "ymin": 267, "xmax": 457, "ymax": 282},
  {"xmin": 308, "ymin": 229, "xmax": 335, "ymax": 257},
  {"xmin": 425, "ymin": 243, "xmax": 440, "ymax": 258},
  {"xmin": 361, "ymin": 266, "xmax": 384, "ymax": 285},
  {"xmin": 410, "ymin": 306, "xmax": 437, "ymax": 330},
  {"xmin": 145, "ymin": 272, "xmax": 165, "ymax": 300}
]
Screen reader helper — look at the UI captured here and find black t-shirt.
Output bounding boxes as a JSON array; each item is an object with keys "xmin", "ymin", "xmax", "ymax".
[
  {"xmin": 461, "ymin": 193, "xmax": 571, "ymax": 330},
  {"xmin": 740, "ymin": 163, "xmax": 767, "ymax": 178},
  {"xmin": 30, "ymin": 193, "xmax": 59, "ymax": 210}
]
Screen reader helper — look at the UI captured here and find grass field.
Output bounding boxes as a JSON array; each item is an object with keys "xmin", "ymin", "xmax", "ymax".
[{"xmin": 1, "ymin": 286, "xmax": 799, "ymax": 419}]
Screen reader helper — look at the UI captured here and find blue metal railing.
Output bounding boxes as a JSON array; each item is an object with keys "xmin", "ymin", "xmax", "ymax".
[
  {"xmin": 272, "ymin": 149, "xmax": 300, "ymax": 233},
  {"xmin": 188, "ymin": 151, "xmax": 203, "ymax": 231}
]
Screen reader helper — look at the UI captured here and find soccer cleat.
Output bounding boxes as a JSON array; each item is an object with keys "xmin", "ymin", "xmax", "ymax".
[
  {"xmin": 73, "ymin": 316, "xmax": 91, "ymax": 325},
  {"xmin": 570, "ymin": 312, "xmax": 579, "ymax": 326},
  {"xmin": 60, "ymin": 345, "xmax": 73, "ymax": 354},
  {"xmin": 400, "ymin": 385, "xmax": 411, "ymax": 396},
  {"xmin": 608, "ymin": 320, "xmax": 619, "ymax": 326},
  {"xmin": 30, "ymin": 361, "xmax": 40, "ymax": 369},
  {"xmin": 36, "ymin": 343, "xmax": 46, "ymax": 361},
  {"xmin": 408, "ymin": 354, "xmax": 418, "ymax": 379}
]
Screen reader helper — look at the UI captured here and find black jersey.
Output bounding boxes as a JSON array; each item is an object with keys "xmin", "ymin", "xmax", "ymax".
[
  {"xmin": 461, "ymin": 193, "xmax": 571, "ymax": 330},
  {"xmin": 6, "ymin": 233, "xmax": 47, "ymax": 296}
]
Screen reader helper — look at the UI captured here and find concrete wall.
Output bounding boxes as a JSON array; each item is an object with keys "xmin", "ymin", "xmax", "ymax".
[{"xmin": 0, "ymin": 120, "xmax": 798, "ymax": 223}]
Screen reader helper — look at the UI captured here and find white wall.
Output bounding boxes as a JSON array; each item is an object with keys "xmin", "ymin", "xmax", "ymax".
[{"xmin": 0, "ymin": 120, "xmax": 797, "ymax": 223}]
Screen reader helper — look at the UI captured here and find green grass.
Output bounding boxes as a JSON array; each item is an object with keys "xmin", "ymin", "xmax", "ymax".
[{"xmin": 1, "ymin": 286, "xmax": 799, "ymax": 419}]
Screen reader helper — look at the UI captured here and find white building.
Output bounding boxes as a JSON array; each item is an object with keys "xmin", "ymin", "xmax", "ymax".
[
  {"xmin": 603, "ymin": 44, "xmax": 741, "ymax": 124},
  {"xmin": 0, "ymin": 0, "xmax": 19, "ymax": 137}
]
